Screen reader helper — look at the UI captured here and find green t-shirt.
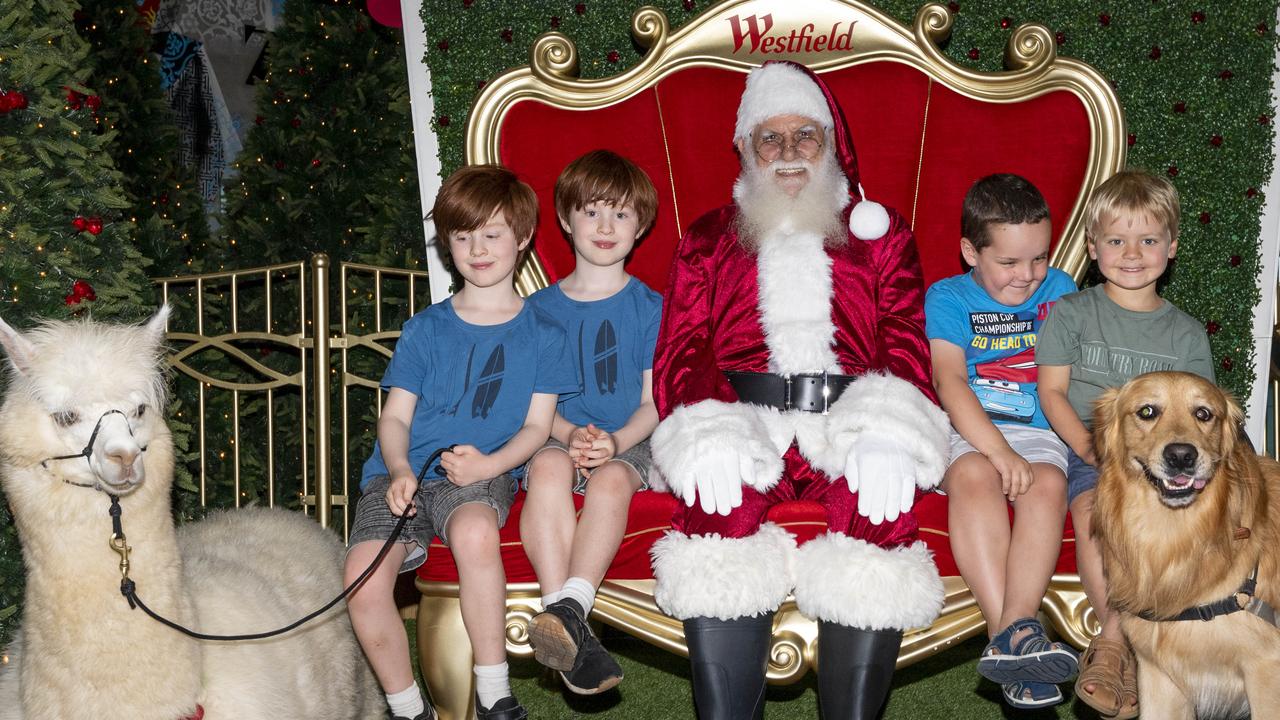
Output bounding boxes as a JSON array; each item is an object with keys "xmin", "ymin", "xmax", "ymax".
[{"xmin": 1035, "ymin": 284, "xmax": 1215, "ymax": 427}]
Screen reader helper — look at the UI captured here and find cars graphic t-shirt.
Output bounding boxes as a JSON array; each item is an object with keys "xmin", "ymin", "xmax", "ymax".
[{"xmin": 925, "ymin": 268, "xmax": 1076, "ymax": 429}]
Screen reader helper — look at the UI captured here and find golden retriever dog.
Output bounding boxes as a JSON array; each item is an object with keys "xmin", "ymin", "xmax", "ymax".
[{"xmin": 1092, "ymin": 371, "xmax": 1280, "ymax": 720}]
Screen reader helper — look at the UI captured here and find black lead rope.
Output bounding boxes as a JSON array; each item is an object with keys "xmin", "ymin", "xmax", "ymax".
[{"xmin": 115, "ymin": 445, "xmax": 454, "ymax": 642}]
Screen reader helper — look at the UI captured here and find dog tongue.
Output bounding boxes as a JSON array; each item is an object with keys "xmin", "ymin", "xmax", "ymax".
[{"xmin": 1192, "ymin": 476, "xmax": 1208, "ymax": 490}]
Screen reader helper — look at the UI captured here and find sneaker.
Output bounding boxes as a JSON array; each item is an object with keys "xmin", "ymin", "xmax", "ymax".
[
  {"xmin": 388, "ymin": 706, "xmax": 437, "ymax": 720},
  {"xmin": 475, "ymin": 694, "xmax": 528, "ymax": 720},
  {"xmin": 528, "ymin": 597, "xmax": 623, "ymax": 694}
]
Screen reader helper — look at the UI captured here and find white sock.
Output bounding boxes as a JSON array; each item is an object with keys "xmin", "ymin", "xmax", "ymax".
[
  {"xmin": 386, "ymin": 683, "xmax": 425, "ymax": 719},
  {"xmin": 540, "ymin": 590, "xmax": 562, "ymax": 609},
  {"xmin": 474, "ymin": 662, "xmax": 512, "ymax": 708},
  {"xmin": 560, "ymin": 576, "xmax": 596, "ymax": 616}
]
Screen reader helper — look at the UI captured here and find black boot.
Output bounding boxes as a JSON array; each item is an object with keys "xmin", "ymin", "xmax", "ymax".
[
  {"xmin": 683, "ymin": 614, "xmax": 773, "ymax": 720},
  {"xmin": 817, "ymin": 621, "xmax": 902, "ymax": 720}
]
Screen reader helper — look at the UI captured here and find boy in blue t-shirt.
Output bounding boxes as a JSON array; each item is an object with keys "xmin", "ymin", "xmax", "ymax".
[
  {"xmin": 925, "ymin": 174, "xmax": 1079, "ymax": 710},
  {"xmin": 520, "ymin": 150, "xmax": 662, "ymax": 696},
  {"xmin": 345, "ymin": 165, "xmax": 578, "ymax": 720}
]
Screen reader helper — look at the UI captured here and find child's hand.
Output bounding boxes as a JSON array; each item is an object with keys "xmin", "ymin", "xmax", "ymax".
[
  {"xmin": 575, "ymin": 424, "xmax": 617, "ymax": 469},
  {"xmin": 386, "ymin": 470, "xmax": 419, "ymax": 517},
  {"xmin": 568, "ymin": 425, "xmax": 595, "ymax": 466},
  {"xmin": 440, "ymin": 445, "xmax": 494, "ymax": 486},
  {"xmin": 988, "ymin": 446, "xmax": 1034, "ymax": 500},
  {"xmin": 1080, "ymin": 443, "xmax": 1098, "ymax": 468}
]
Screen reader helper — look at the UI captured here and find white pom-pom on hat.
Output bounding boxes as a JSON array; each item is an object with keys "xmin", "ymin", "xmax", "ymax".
[{"xmin": 849, "ymin": 183, "xmax": 890, "ymax": 240}]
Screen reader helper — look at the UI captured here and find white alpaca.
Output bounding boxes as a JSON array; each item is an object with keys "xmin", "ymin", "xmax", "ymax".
[{"xmin": 0, "ymin": 308, "xmax": 384, "ymax": 720}]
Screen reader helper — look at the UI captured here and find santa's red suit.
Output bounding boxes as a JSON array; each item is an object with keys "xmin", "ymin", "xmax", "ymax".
[{"xmin": 646, "ymin": 61, "xmax": 948, "ymax": 720}]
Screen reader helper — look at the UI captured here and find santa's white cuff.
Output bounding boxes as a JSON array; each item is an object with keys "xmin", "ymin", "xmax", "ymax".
[
  {"xmin": 650, "ymin": 399, "xmax": 785, "ymax": 498},
  {"xmin": 824, "ymin": 373, "xmax": 949, "ymax": 491},
  {"xmin": 651, "ymin": 523, "xmax": 796, "ymax": 620},
  {"xmin": 793, "ymin": 534, "xmax": 944, "ymax": 630}
]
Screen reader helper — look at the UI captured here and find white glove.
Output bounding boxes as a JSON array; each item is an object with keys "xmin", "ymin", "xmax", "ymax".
[
  {"xmin": 685, "ymin": 449, "xmax": 757, "ymax": 516},
  {"xmin": 843, "ymin": 435, "xmax": 918, "ymax": 525}
]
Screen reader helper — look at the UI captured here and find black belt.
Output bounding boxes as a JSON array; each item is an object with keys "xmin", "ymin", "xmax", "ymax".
[{"xmin": 726, "ymin": 371, "xmax": 855, "ymax": 414}]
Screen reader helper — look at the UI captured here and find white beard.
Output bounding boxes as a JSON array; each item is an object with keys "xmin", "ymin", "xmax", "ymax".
[{"xmin": 732, "ymin": 151, "xmax": 851, "ymax": 253}]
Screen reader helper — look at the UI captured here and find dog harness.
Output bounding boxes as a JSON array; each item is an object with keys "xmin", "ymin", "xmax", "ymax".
[{"xmin": 1137, "ymin": 528, "xmax": 1279, "ymax": 628}]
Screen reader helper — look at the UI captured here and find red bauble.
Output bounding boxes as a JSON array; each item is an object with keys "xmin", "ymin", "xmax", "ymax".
[
  {"xmin": 682, "ymin": 0, "xmax": 695, "ymax": 9},
  {"xmin": 1206, "ymin": 321, "xmax": 1221, "ymax": 335},
  {"xmin": 999, "ymin": 17, "xmax": 1012, "ymax": 29},
  {"xmin": 290, "ymin": 117, "xmax": 301, "ymax": 128},
  {"xmin": 1055, "ymin": 31, "xmax": 1066, "ymax": 45},
  {"xmin": 64, "ymin": 292, "xmax": 81, "ymax": 306},
  {"xmin": 86, "ymin": 217, "xmax": 103, "ymax": 235},
  {"xmin": 85, "ymin": 95, "xmax": 100, "ymax": 110},
  {"xmin": 1173, "ymin": 101, "xmax": 1187, "ymax": 113},
  {"xmin": 1149, "ymin": 46, "xmax": 1161, "ymax": 60},
  {"xmin": 437, "ymin": 39, "xmax": 449, "ymax": 52},
  {"xmin": 574, "ymin": 3, "xmax": 586, "ymax": 15},
  {"xmin": 1210, "ymin": 134, "xmax": 1223, "ymax": 147},
  {"xmin": 549, "ymin": 16, "xmax": 560, "ymax": 28},
  {"xmin": 947, "ymin": 1, "xmax": 960, "ymax": 13},
  {"xmin": 1229, "ymin": 254, "xmax": 1242, "ymax": 267},
  {"xmin": 437, "ymin": 115, "xmax": 450, "ymax": 127},
  {"xmin": 1219, "ymin": 69, "xmax": 1234, "ymax": 80},
  {"xmin": 1127, "ymin": 133, "xmax": 1137, "ymax": 147},
  {"xmin": 1098, "ymin": 13, "xmax": 1111, "ymax": 26},
  {"xmin": 476, "ymin": 80, "xmax": 487, "ymax": 90},
  {"xmin": 1247, "ymin": 187, "xmax": 1259, "ymax": 198},
  {"xmin": 1167, "ymin": 166, "xmax": 1179, "ymax": 177},
  {"xmin": 1191, "ymin": 10, "xmax": 1206, "ymax": 23},
  {"xmin": 967, "ymin": 47, "xmax": 980, "ymax": 60},
  {"xmin": 607, "ymin": 50, "xmax": 620, "ymax": 63},
  {"xmin": 66, "ymin": 89, "xmax": 82, "ymax": 110},
  {"xmin": 1260, "ymin": 115, "xmax": 1271, "ymax": 125},
  {"xmin": 72, "ymin": 216, "xmax": 88, "ymax": 232},
  {"xmin": 311, "ymin": 158, "xmax": 321, "ymax": 168},
  {"xmin": 12, "ymin": 91, "xmax": 27, "ymax": 110},
  {"xmin": 500, "ymin": 28, "xmax": 513, "ymax": 43},
  {"xmin": 254, "ymin": 115, "xmax": 265, "ymax": 126},
  {"xmin": 160, "ymin": 193, "xmax": 169, "ymax": 205},
  {"xmin": 462, "ymin": 0, "xmax": 473, "ymax": 7},
  {"xmin": 72, "ymin": 280, "xmax": 96, "ymax": 301},
  {"xmin": 1221, "ymin": 357, "xmax": 1234, "ymax": 372},
  {"xmin": 1258, "ymin": 22, "xmax": 1270, "ymax": 36},
  {"xmin": 274, "ymin": 160, "xmax": 285, "ymax": 170},
  {"xmin": 1199, "ymin": 212, "xmax": 1211, "ymax": 224}
]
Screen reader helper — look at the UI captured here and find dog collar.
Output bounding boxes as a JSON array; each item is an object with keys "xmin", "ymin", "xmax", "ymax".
[{"xmin": 1137, "ymin": 558, "xmax": 1278, "ymax": 628}]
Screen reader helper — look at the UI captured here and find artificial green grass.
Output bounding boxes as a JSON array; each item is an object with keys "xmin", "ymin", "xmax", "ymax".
[{"xmin": 409, "ymin": 621, "xmax": 1108, "ymax": 719}]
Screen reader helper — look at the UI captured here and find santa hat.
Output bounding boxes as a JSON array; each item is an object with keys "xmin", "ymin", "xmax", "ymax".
[{"xmin": 735, "ymin": 61, "xmax": 891, "ymax": 241}]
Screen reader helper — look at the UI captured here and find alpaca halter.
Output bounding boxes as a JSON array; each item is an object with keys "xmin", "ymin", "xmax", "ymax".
[{"xmin": 41, "ymin": 408, "xmax": 148, "ymax": 491}]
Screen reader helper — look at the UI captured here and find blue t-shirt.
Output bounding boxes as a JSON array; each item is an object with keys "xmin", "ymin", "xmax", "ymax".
[
  {"xmin": 526, "ymin": 277, "xmax": 663, "ymax": 433},
  {"xmin": 360, "ymin": 298, "xmax": 581, "ymax": 489},
  {"xmin": 925, "ymin": 268, "xmax": 1077, "ymax": 429}
]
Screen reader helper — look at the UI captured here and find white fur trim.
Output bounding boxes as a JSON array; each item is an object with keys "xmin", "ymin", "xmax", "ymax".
[
  {"xmin": 650, "ymin": 399, "xmax": 785, "ymax": 498},
  {"xmin": 650, "ymin": 523, "xmax": 797, "ymax": 620},
  {"xmin": 793, "ymin": 534, "xmax": 944, "ymax": 630},
  {"xmin": 849, "ymin": 200, "xmax": 890, "ymax": 240},
  {"xmin": 755, "ymin": 229, "xmax": 839, "ymax": 375},
  {"xmin": 824, "ymin": 373, "xmax": 950, "ymax": 490},
  {"xmin": 735, "ymin": 63, "xmax": 833, "ymax": 140}
]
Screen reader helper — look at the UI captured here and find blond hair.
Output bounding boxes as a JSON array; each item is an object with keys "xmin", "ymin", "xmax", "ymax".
[{"xmin": 1085, "ymin": 170, "xmax": 1180, "ymax": 241}]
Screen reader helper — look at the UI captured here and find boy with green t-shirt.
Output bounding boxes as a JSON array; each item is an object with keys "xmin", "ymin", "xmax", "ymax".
[{"xmin": 1036, "ymin": 169, "xmax": 1214, "ymax": 720}]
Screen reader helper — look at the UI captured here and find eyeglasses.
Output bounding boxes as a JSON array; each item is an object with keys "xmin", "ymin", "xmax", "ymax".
[{"xmin": 753, "ymin": 127, "xmax": 823, "ymax": 161}]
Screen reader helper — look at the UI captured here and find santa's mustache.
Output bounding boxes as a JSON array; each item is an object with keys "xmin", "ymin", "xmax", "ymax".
[{"xmin": 733, "ymin": 153, "xmax": 849, "ymax": 250}]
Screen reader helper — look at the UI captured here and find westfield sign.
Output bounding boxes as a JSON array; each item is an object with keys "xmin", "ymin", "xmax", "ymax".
[{"xmin": 727, "ymin": 13, "xmax": 857, "ymax": 54}]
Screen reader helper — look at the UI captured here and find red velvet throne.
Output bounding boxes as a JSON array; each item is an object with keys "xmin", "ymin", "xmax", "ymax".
[{"xmin": 414, "ymin": 2, "xmax": 1125, "ymax": 717}]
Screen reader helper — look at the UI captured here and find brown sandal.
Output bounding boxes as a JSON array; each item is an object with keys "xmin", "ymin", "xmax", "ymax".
[
  {"xmin": 1116, "ymin": 647, "xmax": 1139, "ymax": 720},
  {"xmin": 1074, "ymin": 636, "xmax": 1132, "ymax": 718}
]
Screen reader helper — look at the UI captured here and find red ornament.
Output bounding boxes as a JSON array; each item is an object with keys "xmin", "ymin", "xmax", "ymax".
[
  {"xmin": 967, "ymin": 47, "xmax": 980, "ymax": 60},
  {"xmin": 1246, "ymin": 187, "xmax": 1259, "ymax": 198},
  {"xmin": 1199, "ymin": 212, "xmax": 1211, "ymax": 224},
  {"xmin": 1098, "ymin": 13, "xmax": 1111, "ymax": 27},
  {"xmin": 159, "ymin": 193, "xmax": 169, "ymax": 205},
  {"xmin": 1149, "ymin": 46, "xmax": 1161, "ymax": 60},
  {"xmin": 311, "ymin": 158, "xmax": 321, "ymax": 168},
  {"xmin": 86, "ymin": 217, "xmax": 102, "ymax": 235},
  {"xmin": 1167, "ymin": 166, "xmax": 1179, "ymax": 177},
  {"xmin": 1206, "ymin": 320, "xmax": 1221, "ymax": 335},
  {"xmin": 72, "ymin": 280, "xmax": 96, "ymax": 301},
  {"xmin": 85, "ymin": 95, "xmax": 100, "ymax": 111},
  {"xmin": 1230, "ymin": 254, "xmax": 1242, "ymax": 267},
  {"xmin": 462, "ymin": 0, "xmax": 473, "ymax": 7},
  {"xmin": 476, "ymin": 80, "xmax": 487, "ymax": 90},
  {"xmin": 574, "ymin": 3, "xmax": 586, "ymax": 15},
  {"xmin": 1055, "ymin": 31, "xmax": 1066, "ymax": 45},
  {"xmin": 290, "ymin": 117, "xmax": 301, "ymax": 128},
  {"xmin": 254, "ymin": 115, "xmax": 265, "ymax": 125},
  {"xmin": 274, "ymin": 160, "xmax": 285, "ymax": 170},
  {"xmin": 437, "ymin": 39, "xmax": 449, "ymax": 52},
  {"xmin": 682, "ymin": 0, "xmax": 695, "ymax": 9},
  {"xmin": 72, "ymin": 216, "xmax": 88, "ymax": 232},
  {"xmin": 549, "ymin": 16, "xmax": 560, "ymax": 28},
  {"xmin": 500, "ymin": 28, "xmax": 513, "ymax": 43},
  {"xmin": 1210, "ymin": 134, "xmax": 1223, "ymax": 147},
  {"xmin": 947, "ymin": 1, "xmax": 960, "ymax": 13},
  {"xmin": 1258, "ymin": 22, "xmax": 1270, "ymax": 36},
  {"xmin": 607, "ymin": 50, "xmax": 620, "ymax": 63},
  {"xmin": 1219, "ymin": 69, "xmax": 1235, "ymax": 80},
  {"xmin": 1173, "ymin": 101, "xmax": 1187, "ymax": 113},
  {"xmin": 999, "ymin": 17, "xmax": 1012, "ymax": 29},
  {"xmin": 64, "ymin": 293, "xmax": 81, "ymax": 306},
  {"xmin": 1127, "ymin": 133, "xmax": 1137, "ymax": 147},
  {"xmin": 437, "ymin": 115, "xmax": 450, "ymax": 127},
  {"xmin": 1221, "ymin": 357, "xmax": 1234, "ymax": 372},
  {"xmin": 1191, "ymin": 10, "xmax": 1206, "ymax": 24},
  {"xmin": 1260, "ymin": 115, "xmax": 1271, "ymax": 125},
  {"xmin": 65, "ymin": 89, "xmax": 82, "ymax": 109}
]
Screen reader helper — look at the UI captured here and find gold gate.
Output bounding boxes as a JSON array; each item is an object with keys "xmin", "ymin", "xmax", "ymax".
[{"xmin": 154, "ymin": 253, "xmax": 431, "ymax": 538}]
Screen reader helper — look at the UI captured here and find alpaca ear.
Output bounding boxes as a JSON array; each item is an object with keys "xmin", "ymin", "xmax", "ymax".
[
  {"xmin": 144, "ymin": 305, "xmax": 171, "ymax": 349},
  {"xmin": 0, "ymin": 316, "xmax": 35, "ymax": 375},
  {"xmin": 1092, "ymin": 387, "xmax": 1123, "ymax": 466}
]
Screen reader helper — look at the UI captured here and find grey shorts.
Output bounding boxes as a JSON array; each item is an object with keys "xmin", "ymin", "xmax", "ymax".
[
  {"xmin": 523, "ymin": 437, "xmax": 653, "ymax": 493},
  {"xmin": 1066, "ymin": 448, "xmax": 1099, "ymax": 505},
  {"xmin": 947, "ymin": 424, "xmax": 1069, "ymax": 473},
  {"xmin": 348, "ymin": 473, "xmax": 516, "ymax": 573}
]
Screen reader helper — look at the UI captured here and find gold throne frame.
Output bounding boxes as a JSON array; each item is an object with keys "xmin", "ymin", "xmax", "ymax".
[{"xmin": 416, "ymin": 2, "xmax": 1125, "ymax": 716}]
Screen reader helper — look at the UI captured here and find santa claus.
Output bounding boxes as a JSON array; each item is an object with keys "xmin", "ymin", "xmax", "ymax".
[{"xmin": 648, "ymin": 61, "xmax": 949, "ymax": 719}]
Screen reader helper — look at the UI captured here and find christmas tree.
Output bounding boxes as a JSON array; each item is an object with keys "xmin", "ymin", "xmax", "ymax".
[
  {"xmin": 0, "ymin": 0, "xmax": 152, "ymax": 645},
  {"xmin": 74, "ymin": 0, "xmax": 214, "ymax": 278}
]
